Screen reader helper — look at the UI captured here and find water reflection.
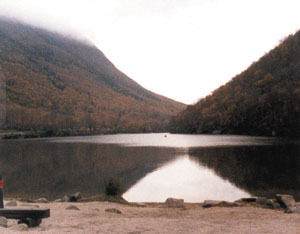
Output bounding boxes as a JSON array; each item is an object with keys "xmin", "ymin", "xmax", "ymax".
[
  {"xmin": 1, "ymin": 134, "xmax": 299, "ymax": 202},
  {"xmin": 0, "ymin": 140, "xmax": 177, "ymax": 199},
  {"xmin": 123, "ymin": 155, "xmax": 250, "ymax": 202},
  {"xmin": 189, "ymin": 144, "xmax": 300, "ymax": 200}
]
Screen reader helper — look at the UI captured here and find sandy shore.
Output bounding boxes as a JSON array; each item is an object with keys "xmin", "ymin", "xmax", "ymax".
[{"xmin": 0, "ymin": 200, "xmax": 300, "ymax": 233}]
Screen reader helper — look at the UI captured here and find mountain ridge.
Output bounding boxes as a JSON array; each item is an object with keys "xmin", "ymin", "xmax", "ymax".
[
  {"xmin": 170, "ymin": 30, "xmax": 300, "ymax": 137},
  {"xmin": 0, "ymin": 17, "xmax": 185, "ymax": 135}
]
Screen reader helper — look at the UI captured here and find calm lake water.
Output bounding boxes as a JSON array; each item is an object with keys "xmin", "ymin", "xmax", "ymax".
[{"xmin": 0, "ymin": 133, "xmax": 299, "ymax": 202}]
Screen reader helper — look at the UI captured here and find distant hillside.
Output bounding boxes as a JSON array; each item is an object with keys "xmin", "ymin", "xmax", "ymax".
[
  {"xmin": 170, "ymin": 30, "xmax": 300, "ymax": 137},
  {"xmin": 0, "ymin": 17, "xmax": 185, "ymax": 135}
]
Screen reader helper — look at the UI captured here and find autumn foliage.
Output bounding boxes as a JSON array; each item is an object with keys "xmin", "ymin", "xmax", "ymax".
[
  {"xmin": 0, "ymin": 18, "xmax": 185, "ymax": 135},
  {"xmin": 170, "ymin": 31, "xmax": 300, "ymax": 137}
]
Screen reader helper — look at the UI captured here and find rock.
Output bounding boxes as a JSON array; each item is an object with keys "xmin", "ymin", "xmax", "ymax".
[
  {"xmin": 203, "ymin": 200, "xmax": 223, "ymax": 208},
  {"xmin": 92, "ymin": 208, "xmax": 100, "ymax": 211},
  {"xmin": 268, "ymin": 199, "xmax": 281, "ymax": 209},
  {"xmin": 285, "ymin": 202, "xmax": 300, "ymax": 213},
  {"xmin": 35, "ymin": 198, "xmax": 48, "ymax": 203},
  {"xmin": 212, "ymin": 130, "xmax": 221, "ymax": 134},
  {"xmin": 256, "ymin": 197, "xmax": 269, "ymax": 205},
  {"xmin": 53, "ymin": 198, "xmax": 63, "ymax": 203},
  {"xmin": 62, "ymin": 195, "xmax": 71, "ymax": 202},
  {"xmin": 236, "ymin": 197, "xmax": 280, "ymax": 209},
  {"xmin": 66, "ymin": 205, "xmax": 80, "ymax": 211},
  {"xmin": 276, "ymin": 194, "xmax": 296, "ymax": 208},
  {"xmin": 163, "ymin": 198, "xmax": 184, "ymax": 208},
  {"xmin": 285, "ymin": 206, "xmax": 300, "ymax": 214},
  {"xmin": 135, "ymin": 202, "xmax": 147, "ymax": 207},
  {"xmin": 0, "ymin": 217, "xmax": 7, "ymax": 228},
  {"xmin": 236, "ymin": 197, "xmax": 257, "ymax": 203},
  {"xmin": 74, "ymin": 192, "xmax": 83, "ymax": 200},
  {"xmin": 10, "ymin": 224, "xmax": 28, "ymax": 231},
  {"xmin": 69, "ymin": 192, "xmax": 83, "ymax": 202},
  {"xmin": 105, "ymin": 208, "xmax": 122, "ymax": 214},
  {"xmin": 203, "ymin": 200, "xmax": 239, "ymax": 208},
  {"xmin": 256, "ymin": 197, "xmax": 280, "ymax": 209},
  {"xmin": 5, "ymin": 200, "xmax": 17, "ymax": 207},
  {"xmin": 219, "ymin": 201, "xmax": 240, "ymax": 207},
  {"xmin": 61, "ymin": 192, "xmax": 83, "ymax": 202}
]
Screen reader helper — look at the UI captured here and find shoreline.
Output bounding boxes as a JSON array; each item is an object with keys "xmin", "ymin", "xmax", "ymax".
[
  {"xmin": 0, "ymin": 129, "xmax": 168, "ymax": 140},
  {"xmin": 0, "ymin": 197, "xmax": 299, "ymax": 234}
]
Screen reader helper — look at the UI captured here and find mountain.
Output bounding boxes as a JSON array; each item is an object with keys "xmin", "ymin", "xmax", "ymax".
[
  {"xmin": 170, "ymin": 30, "xmax": 300, "ymax": 137},
  {"xmin": 0, "ymin": 17, "xmax": 185, "ymax": 135}
]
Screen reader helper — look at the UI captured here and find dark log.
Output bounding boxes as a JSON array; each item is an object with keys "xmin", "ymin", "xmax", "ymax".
[{"xmin": 0, "ymin": 208, "xmax": 50, "ymax": 220}]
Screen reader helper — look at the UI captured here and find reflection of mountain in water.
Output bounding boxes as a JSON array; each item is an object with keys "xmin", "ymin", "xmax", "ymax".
[
  {"xmin": 0, "ymin": 140, "xmax": 176, "ymax": 200},
  {"xmin": 189, "ymin": 144, "xmax": 300, "ymax": 200}
]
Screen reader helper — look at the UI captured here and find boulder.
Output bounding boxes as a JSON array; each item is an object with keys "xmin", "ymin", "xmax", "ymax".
[
  {"xmin": 255, "ymin": 197, "xmax": 268, "ymax": 205},
  {"xmin": 74, "ymin": 192, "xmax": 83, "ymax": 201},
  {"xmin": 219, "ymin": 201, "xmax": 240, "ymax": 207},
  {"xmin": 256, "ymin": 197, "xmax": 280, "ymax": 209},
  {"xmin": 285, "ymin": 206, "xmax": 300, "ymax": 214},
  {"xmin": 203, "ymin": 200, "xmax": 223, "ymax": 208},
  {"xmin": 203, "ymin": 200, "xmax": 239, "ymax": 208},
  {"xmin": 66, "ymin": 205, "xmax": 80, "ymax": 211},
  {"xmin": 135, "ymin": 202, "xmax": 147, "ymax": 208},
  {"xmin": 53, "ymin": 198, "xmax": 63, "ymax": 203},
  {"xmin": 236, "ymin": 197, "xmax": 257, "ymax": 203},
  {"xmin": 60, "ymin": 192, "xmax": 83, "ymax": 202},
  {"xmin": 69, "ymin": 192, "xmax": 83, "ymax": 202},
  {"xmin": 0, "ymin": 217, "xmax": 7, "ymax": 228},
  {"xmin": 35, "ymin": 198, "xmax": 48, "ymax": 203},
  {"xmin": 284, "ymin": 202, "xmax": 300, "ymax": 213},
  {"xmin": 268, "ymin": 199, "xmax": 281, "ymax": 209},
  {"xmin": 212, "ymin": 130, "xmax": 221, "ymax": 134},
  {"xmin": 275, "ymin": 194, "xmax": 296, "ymax": 208},
  {"xmin": 61, "ymin": 195, "xmax": 71, "ymax": 202},
  {"xmin": 10, "ymin": 224, "xmax": 28, "ymax": 231},
  {"xmin": 5, "ymin": 200, "xmax": 17, "ymax": 207},
  {"xmin": 105, "ymin": 208, "xmax": 122, "ymax": 214},
  {"xmin": 163, "ymin": 198, "xmax": 184, "ymax": 208}
]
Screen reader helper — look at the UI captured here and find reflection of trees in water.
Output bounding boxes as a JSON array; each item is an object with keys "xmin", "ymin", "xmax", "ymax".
[
  {"xmin": 189, "ymin": 144, "xmax": 300, "ymax": 200},
  {"xmin": 0, "ymin": 140, "xmax": 176, "ymax": 200}
]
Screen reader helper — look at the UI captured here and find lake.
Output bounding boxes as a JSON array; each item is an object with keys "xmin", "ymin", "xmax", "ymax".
[{"xmin": 0, "ymin": 133, "xmax": 299, "ymax": 202}]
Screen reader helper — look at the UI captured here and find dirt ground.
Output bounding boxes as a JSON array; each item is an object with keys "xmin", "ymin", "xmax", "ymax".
[{"xmin": 1, "ymin": 201, "xmax": 300, "ymax": 233}]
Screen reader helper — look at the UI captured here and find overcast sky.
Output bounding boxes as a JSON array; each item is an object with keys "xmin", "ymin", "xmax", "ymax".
[{"xmin": 1, "ymin": 0, "xmax": 300, "ymax": 104}]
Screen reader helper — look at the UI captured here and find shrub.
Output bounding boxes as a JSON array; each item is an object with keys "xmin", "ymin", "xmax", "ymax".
[{"xmin": 104, "ymin": 177, "xmax": 122, "ymax": 196}]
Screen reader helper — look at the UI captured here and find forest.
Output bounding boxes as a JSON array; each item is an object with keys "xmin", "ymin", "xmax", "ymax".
[
  {"xmin": 0, "ymin": 18, "xmax": 185, "ymax": 136},
  {"xmin": 170, "ymin": 30, "xmax": 300, "ymax": 137}
]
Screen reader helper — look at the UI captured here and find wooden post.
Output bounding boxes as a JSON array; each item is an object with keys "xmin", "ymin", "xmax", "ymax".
[{"xmin": 0, "ymin": 175, "xmax": 3, "ymax": 208}]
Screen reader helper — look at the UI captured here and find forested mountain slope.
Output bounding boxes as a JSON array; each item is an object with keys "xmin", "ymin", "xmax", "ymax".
[
  {"xmin": 170, "ymin": 30, "xmax": 300, "ymax": 137},
  {"xmin": 0, "ymin": 17, "xmax": 185, "ymax": 135}
]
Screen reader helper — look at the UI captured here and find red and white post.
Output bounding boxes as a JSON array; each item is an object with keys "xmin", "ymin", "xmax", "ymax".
[{"xmin": 0, "ymin": 176, "xmax": 3, "ymax": 208}]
